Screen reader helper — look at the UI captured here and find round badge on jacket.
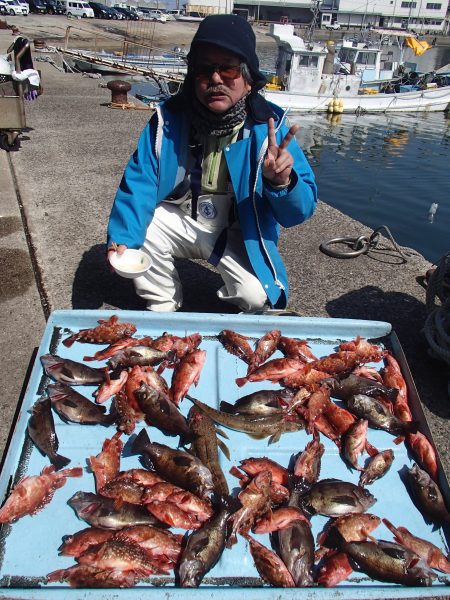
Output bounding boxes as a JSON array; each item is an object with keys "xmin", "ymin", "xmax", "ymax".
[{"xmin": 198, "ymin": 199, "xmax": 218, "ymax": 220}]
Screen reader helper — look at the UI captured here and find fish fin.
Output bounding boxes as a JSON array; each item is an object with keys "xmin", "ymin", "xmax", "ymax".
[
  {"xmin": 393, "ymin": 435, "xmax": 405, "ymax": 445},
  {"xmin": 217, "ymin": 439, "xmax": 231, "ymax": 461},
  {"xmin": 215, "ymin": 427, "xmax": 229, "ymax": 440},
  {"xmin": 268, "ymin": 431, "xmax": 281, "ymax": 445},
  {"xmin": 220, "ymin": 401, "xmax": 236, "ymax": 414},
  {"xmin": 365, "ymin": 441, "xmax": 379, "ymax": 457},
  {"xmin": 51, "ymin": 454, "xmax": 71, "ymax": 471},
  {"xmin": 179, "ymin": 431, "xmax": 196, "ymax": 448},
  {"xmin": 235, "ymin": 377, "xmax": 247, "ymax": 388},
  {"xmin": 131, "ymin": 428, "xmax": 151, "ymax": 455}
]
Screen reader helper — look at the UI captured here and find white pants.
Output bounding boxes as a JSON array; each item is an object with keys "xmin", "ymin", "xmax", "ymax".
[{"xmin": 133, "ymin": 203, "xmax": 268, "ymax": 312}]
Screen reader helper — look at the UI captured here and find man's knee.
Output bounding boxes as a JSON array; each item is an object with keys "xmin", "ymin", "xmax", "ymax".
[{"xmin": 234, "ymin": 282, "xmax": 268, "ymax": 312}]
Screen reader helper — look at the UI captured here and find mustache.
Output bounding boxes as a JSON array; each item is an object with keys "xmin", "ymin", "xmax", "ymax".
[{"xmin": 203, "ymin": 86, "xmax": 230, "ymax": 98}]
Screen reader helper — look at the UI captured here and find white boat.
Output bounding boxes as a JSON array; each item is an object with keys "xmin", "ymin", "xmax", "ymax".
[
  {"xmin": 262, "ymin": 24, "xmax": 450, "ymax": 114},
  {"xmin": 64, "ymin": 49, "xmax": 187, "ymax": 78}
]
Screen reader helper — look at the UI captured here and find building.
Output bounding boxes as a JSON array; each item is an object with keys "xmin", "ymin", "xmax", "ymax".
[{"xmin": 233, "ymin": 0, "xmax": 448, "ymax": 32}]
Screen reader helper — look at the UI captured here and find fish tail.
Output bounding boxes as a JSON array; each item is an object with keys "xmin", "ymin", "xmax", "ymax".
[
  {"xmin": 235, "ymin": 377, "xmax": 247, "ymax": 388},
  {"xmin": 62, "ymin": 335, "xmax": 77, "ymax": 348},
  {"xmin": 132, "ymin": 428, "xmax": 151, "ymax": 455},
  {"xmin": 52, "ymin": 453, "xmax": 71, "ymax": 471}
]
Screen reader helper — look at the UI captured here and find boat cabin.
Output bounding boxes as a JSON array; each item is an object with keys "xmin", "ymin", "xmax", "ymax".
[
  {"xmin": 336, "ymin": 41, "xmax": 399, "ymax": 82},
  {"xmin": 268, "ymin": 24, "xmax": 362, "ymax": 97}
]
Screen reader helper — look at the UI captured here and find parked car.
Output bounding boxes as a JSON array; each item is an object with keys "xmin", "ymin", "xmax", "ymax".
[
  {"xmin": 146, "ymin": 9, "xmax": 167, "ymax": 22},
  {"xmin": 28, "ymin": 0, "xmax": 48, "ymax": 12},
  {"xmin": 88, "ymin": 1, "xmax": 111, "ymax": 17},
  {"xmin": 114, "ymin": 5, "xmax": 138, "ymax": 19},
  {"xmin": 0, "ymin": 1, "xmax": 7, "ymax": 14},
  {"xmin": 3, "ymin": 0, "xmax": 28, "ymax": 14},
  {"xmin": 17, "ymin": 0, "xmax": 30, "ymax": 12},
  {"xmin": 44, "ymin": 0, "xmax": 65, "ymax": 13},
  {"xmin": 107, "ymin": 5, "xmax": 123, "ymax": 18},
  {"xmin": 65, "ymin": 0, "xmax": 94, "ymax": 17},
  {"xmin": 325, "ymin": 22, "xmax": 341, "ymax": 30}
]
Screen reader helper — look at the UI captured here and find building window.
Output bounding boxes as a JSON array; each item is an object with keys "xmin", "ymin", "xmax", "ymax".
[
  {"xmin": 426, "ymin": 3, "xmax": 441, "ymax": 8},
  {"xmin": 401, "ymin": 1, "xmax": 417, "ymax": 6}
]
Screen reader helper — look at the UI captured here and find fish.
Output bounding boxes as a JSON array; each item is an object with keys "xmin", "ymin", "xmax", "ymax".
[
  {"xmin": 62, "ymin": 315, "xmax": 137, "ymax": 347},
  {"xmin": 228, "ymin": 470, "xmax": 272, "ymax": 544},
  {"xmin": 99, "ymin": 478, "xmax": 147, "ymax": 506},
  {"xmin": 169, "ymin": 349, "xmax": 206, "ymax": 406},
  {"xmin": 343, "ymin": 419, "xmax": 368, "ymax": 471},
  {"xmin": 108, "ymin": 346, "xmax": 174, "ymax": 369},
  {"xmin": 83, "ymin": 336, "xmax": 148, "ymax": 362},
  {"xmin": 317, "ymin": 551, "xmax": 353, "ymax": 587},
  {"xmin": 318, "ymin": 513, "xmax": 382, "ymax": 546},
  {"xmin": 247, "ymin": 329, "xmax": 281, "ymax": 374},
  {"xmin": 94, "ymin": 369, "xmax": 128, "ymax": 404},
  {"xmin": 219, "ymin": 388, "xmax": 292, "ymax": 416},
  {"xmin": 47, "ymin": 383, "xmax": 115, "ymax": 426},
  {"xmin": 27, "ymin": 396, "xmax": 70, "ymax": 470},
  {"xmin": 253, "ymin": 506, "xmax": 310, "ymax": 533},
  {"xmin": 244, "ymin": 534, "xmax": 295, "ymax": 587},
  {"xmin": 188, "ymin": 404, "xmax": 230, "ymax": 497},
  {"xmin": 218, "ymin": 329, "xmax": 254, "ymax": 364},
  {"xmin": 277, "ymin": 515, "xmax": 315, "ymax": 586},
  {"xmin": 178, "ymin": 496, "xmax": 240, "ymax": 587},
  {"xmin": 58, "ymin": 527, "xmax": 114, "ymax": 557},
  {"xmin": 236, "ymin": 357, "xmax": 304, "ymax": 387},
  {"xmin": 131, "ymin": 429, "xmax": 215, "ymax": 500},
  {"xmin": 77, "ymin": 539, "xmax": 158, "ymax": 575},
  {"xmin": 113, "ymin": 389, "xmax": 140, "ymax": 435},
  {"xmin": 47, "ymin": 564, "xmax": 138, "ymax": 588},
  {"xmin": 383, "ymin": 518, "xmax": 450, "ymax": 573},
  {"xmin": 291, "ymin": 438, "xmax": 325, "ymax": 495},
  {"xmin": 277, "ymin": 336, "xmax": 317, "ymax": 362},
  {"xmin": 300, "ymin": 478, "xmax": 376, "ymax": 518},
  {"xmin": 145, "ymin": 500, "xmax": 203, "ymax": 530},
  {"xmin": 113, "ymin": 525, "xmax": 183, "ymax": 562},
  {"xmin": 407, "ymin": 463, "xmax": 450, "ymax": 524},
  {"xmin": 186, "ymin": 394, "xmax": 305, "ymax": 444},
  {"xmin": 338, "ymin": 337, "xmax": 384, "ymax": 362},
  {"xmin": 328, "ymin": 531, "xmax": 436, "ymax": 586},
  {"xmin": 347, "ymin": 394, "xmax": 418, "ymax": 436},
  {"xmin": 134, "ymin": 383, "xmax": 193, "ymax": 445},
  {"xmin": 359, "ymin": 449, "xmax": 394, "ymax": 486},
  {"xmin": 0, "ymin": 466, "xmax": 83, "ymax": 524},
  {"xmin": 41, "ymin": 354, "xmax": 105, "ymax": 385},
  {"xmin": 68, "ymin": 491, "xmax": 165, "ymax": 530},
  {"xmin": 406, "ymin": 431, "xmax": 439, "ymax": 481},
  {"xmin": 233, "ymin": 457, "xmax": 288, "ymax": 485},
  {"xmin": 324, "ymin": 373, "xmax": 398, "ymax": 402},
  {"xmin": 89, "ymin": 432, "xmax": 123, "ymax": 492}
]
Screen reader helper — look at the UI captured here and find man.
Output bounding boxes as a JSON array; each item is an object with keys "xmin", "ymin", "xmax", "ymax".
[{"xmin": 107, "ymin": 14, "xmax": 317, "ymax": 312}]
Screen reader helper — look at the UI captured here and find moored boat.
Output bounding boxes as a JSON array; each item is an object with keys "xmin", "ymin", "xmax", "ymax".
[{"xmin": 262, "ymin": 24, "xmax": 450, "ymax": 114}]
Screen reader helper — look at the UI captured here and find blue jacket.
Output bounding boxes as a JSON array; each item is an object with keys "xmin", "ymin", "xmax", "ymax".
[{"xmin": 107, "ymin": 93, "xmax": 317, "ymax": 308}]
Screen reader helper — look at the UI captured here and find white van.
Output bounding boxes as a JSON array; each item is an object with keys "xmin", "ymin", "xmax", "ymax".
[{"xmin": 65, "ymin": 0, "xmax": 94, "ymax": 17}]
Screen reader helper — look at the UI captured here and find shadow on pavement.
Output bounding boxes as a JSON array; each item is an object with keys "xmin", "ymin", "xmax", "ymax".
[{"xmin": 71, "ymin": 245, "xmax": 238, "ymax": 314}]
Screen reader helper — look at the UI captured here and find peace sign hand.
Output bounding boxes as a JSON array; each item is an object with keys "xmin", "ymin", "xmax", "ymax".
[{"xmin": 263, "ymin": 117, "xmax": 299, "ymax": 187}]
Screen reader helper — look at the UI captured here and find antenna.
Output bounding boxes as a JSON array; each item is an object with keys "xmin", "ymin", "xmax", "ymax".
[{"xmin": 305, "ymin": 0, "xmax": 321, "ymax": 44}]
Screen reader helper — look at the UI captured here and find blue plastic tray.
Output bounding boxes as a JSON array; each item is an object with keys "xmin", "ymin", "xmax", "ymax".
[{"xmin": 0, "ymin": 310, "xmax": 448, "ymax": 599}]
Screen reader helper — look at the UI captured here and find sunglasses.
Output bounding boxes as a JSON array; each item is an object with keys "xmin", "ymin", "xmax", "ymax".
[{"xmin": 194, "ymin": 63, "xmax": 242, "ymax": 80}]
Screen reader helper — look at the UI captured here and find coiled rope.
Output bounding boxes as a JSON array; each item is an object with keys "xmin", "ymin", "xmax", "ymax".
[
  {"xmin": 319, "ymin": 225, "xmax": 409, "ymax": 262},
  {"xmin": 423, "ymin": 252, "xmax": 450, "ymax": 391}
]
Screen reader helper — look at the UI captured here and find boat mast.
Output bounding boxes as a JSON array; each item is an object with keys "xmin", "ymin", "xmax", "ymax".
[{"xmin": 305, "ymin": 0, "xmax": 320, "ymax": 44}]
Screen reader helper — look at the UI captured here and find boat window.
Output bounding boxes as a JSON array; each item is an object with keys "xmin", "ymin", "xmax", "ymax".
[
  {"xmin": 298, "ymin": 55, "xmax": 319, "ymax": 67},
  {"xmin": 338, "ymin": 48, "xmax": 357, "ymax": 63},
  {"xmin": 357, "ymin": 52, "xmax": 377, "ymax": 66}
]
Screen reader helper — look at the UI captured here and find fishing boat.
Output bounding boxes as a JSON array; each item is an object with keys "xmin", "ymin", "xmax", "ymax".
[
  {"xmin": 65, "ymin": 49, "xmax": 187, "ymax": 77},
  {"xmin": 262, "ymin": 24, "xmax": 450, "ymax": 113}
]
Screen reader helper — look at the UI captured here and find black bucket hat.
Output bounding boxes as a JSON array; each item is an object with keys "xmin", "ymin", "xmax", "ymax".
[{"xmin": 187, "ymin": 14, "xmax": 267, "ymax": 91}]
